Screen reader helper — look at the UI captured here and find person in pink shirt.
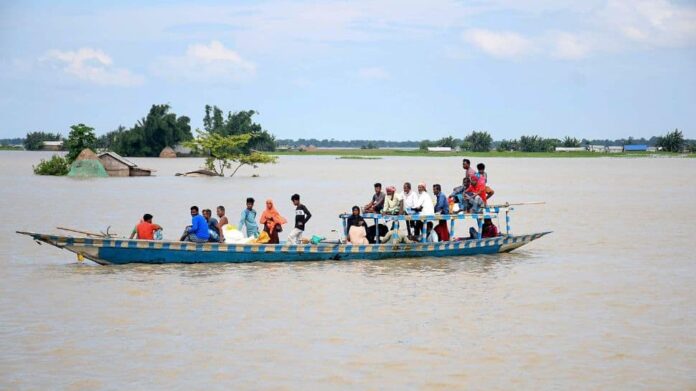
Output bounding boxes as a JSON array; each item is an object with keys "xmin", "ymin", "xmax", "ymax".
[{"xmin": 462, "ymin": 159, "xmax": 477, "ymax": 183}]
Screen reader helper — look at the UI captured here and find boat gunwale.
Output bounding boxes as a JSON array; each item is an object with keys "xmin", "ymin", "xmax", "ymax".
[{"xmin": 17, "ymin": 231, "xmax": 552, "ymax": 253}]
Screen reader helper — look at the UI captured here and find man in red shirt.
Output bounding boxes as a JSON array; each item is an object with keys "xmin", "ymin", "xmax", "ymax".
[
  {"xmin": 132, "ymin": 214, "xmax": 162, "ymax": 240},
  {"xmin": 466, "ymin": 174, "xmax": 488, "ymax": 205}
]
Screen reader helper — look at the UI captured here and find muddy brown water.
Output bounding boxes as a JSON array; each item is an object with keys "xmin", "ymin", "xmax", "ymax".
[{"xmin": 1, "ymin": 151, "xmax": 694, "ymax": 389}]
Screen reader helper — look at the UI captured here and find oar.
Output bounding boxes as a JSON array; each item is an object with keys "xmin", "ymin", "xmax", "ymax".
[
  {"xmin": 489, "ymin": 201, "xmax": 546, "ymax": 208},
  {"xmin": 57, "ymin": 227, "xmax": 109, "ymax": 238},
  {"xmin": 504, "ymin": 201, "xmax": 546, "ymax": 206}
]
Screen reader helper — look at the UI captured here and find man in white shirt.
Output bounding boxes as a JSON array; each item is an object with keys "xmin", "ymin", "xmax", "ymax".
[
  {"xmin": 401, "ymin": 182, "xmax": 418, "ymax": 238},
  {"xmin": 415, "ymin": 183, "xmax": 434, "ymax": 215},
  {"xmin": 412, "ymin": 182, "xmax": 434, "ymax": 239},
  {"xmin": 401, "ymin": 182, "xmax": 417, "ymax": 212}
]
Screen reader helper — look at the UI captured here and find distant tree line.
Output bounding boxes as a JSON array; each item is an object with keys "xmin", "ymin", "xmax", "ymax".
[
  {"xmin": 276, "ymin": 138, "xmax": 420, "ymax": 148},
  {"xmin": 21, "ymin": 104, "xmax": 276, "ymax": 158},
  {"xmin": 279, "ymin": 129, "xmax": 693, "ymax": 153}
]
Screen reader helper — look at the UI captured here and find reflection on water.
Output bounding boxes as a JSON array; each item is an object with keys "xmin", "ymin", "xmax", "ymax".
[{"xmin": 1, "ymin": 152, "xmax": 695, "ymax": 389}]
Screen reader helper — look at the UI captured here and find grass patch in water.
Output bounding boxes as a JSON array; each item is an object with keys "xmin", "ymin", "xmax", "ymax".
[{"xmin": 336, "ymin": 156, "xmax": 382, "ymax": 160}]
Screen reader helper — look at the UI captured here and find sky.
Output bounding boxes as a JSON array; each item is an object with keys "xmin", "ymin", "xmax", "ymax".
[{"xmin": 0, "ymin": 0, "xmax": 695, "ymax": 140}]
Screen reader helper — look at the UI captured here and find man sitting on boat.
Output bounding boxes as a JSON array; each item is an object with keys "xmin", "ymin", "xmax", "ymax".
[
  {"xmin": 129, "ymin": 214, "xmax": 162, "ymax": 240},
  {"xmin": 451, "ymin": 176, "xmax": 485, "ymax": 213},
  {"xmin": 216, "ymin": 206, "xmax": 229, "ymax": 242},
  {"xmin": 363, "ymin": 182, "xmax": 385, "ymax": 213},
  {"xmin": 180, "ymin": 206, "xmax": 210, "ymax": 243},
  {"xmin": 382, "ymin": 186, "xmax": 402, "ymax": 215},
  {"xmin": 202, "ymin": 209, "xmax": 220, "ymax": 242},
  {"xmin": 465, "ymin": 174, "xmax": 487, "ymax": 210},
  {"xmin": 425, "ymin": 222, "xmax": 439, "ymax": 242},
  {"xmin": 468, "ymin": 218, "xmax": 499, "ymax": 239}
]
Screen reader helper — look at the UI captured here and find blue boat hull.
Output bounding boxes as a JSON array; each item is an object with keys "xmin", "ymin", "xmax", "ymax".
[{"xmin": 17, "ymin": 231, "xmax": 551, "ymax": 265}]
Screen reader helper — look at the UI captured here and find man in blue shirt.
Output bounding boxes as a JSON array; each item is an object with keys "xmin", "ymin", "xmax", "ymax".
[
  {"xmin": 433, "ymin": 184, "xmax": 450, "ymax": 241},
  {"xmin": 180, "ymin": 206, "xmax": 210, "ymax": 242}
]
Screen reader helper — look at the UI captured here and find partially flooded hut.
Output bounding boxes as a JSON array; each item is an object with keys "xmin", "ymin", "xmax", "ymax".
[
  {"xmin": 97, "ymin": 151, "xmax": 154, "ymax": 177},
  {"xmin": 67, "ymin": 149, "xmax": 109, "ymax": 178}
]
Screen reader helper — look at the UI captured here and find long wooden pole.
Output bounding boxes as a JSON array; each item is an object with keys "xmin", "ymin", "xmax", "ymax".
[{"xmin": 56, "ymin": 227, "xmax": 107, "ymax": 238}]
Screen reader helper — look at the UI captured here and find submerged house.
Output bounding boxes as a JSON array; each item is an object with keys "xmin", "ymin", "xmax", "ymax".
[
  {"xmin": 98, "ymin": 151, "xmax": 154, "ymax": 177},
  {"xmin": 41, "ymin": 141, "xmax": 63, "ymax": 151}
]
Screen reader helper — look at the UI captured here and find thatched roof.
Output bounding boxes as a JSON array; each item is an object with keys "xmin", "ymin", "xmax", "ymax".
[
  {"xmin": 67, "ymin": 158, "xmax": 108, "ymax": 178},
  {"xmin": 75, "ymin": 148, "xmax": 99, "ymax": 161},
  {"xmin": 159, "ymin": 146, "xmax": 177, "ymax": 158}
]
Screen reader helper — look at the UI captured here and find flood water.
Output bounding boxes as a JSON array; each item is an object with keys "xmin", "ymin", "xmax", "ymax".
[{"xmin": 1, "ymin": 151, "xmax": 694, "ymax": 389}]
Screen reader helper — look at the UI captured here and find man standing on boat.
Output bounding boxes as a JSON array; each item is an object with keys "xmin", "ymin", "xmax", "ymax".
[
  {"xmin": 433, "ymin": 184, "xmax": 450, "ymax": 241},
  {"xmin": 462, "ymin": 159, "xmax": 476, "ymax": 182},
  {"xmin": 180, "ymin": 206, "xmax": 210, "ymax": 242},
  {"xmin": 412, "ymin": 182, "xmax": 434, "ymax": 239},
  {"xmin": 288, "ymin": 194, "xmax": 312, "ymax": 244},
  {"xmin": 402, "ymin": 182, "xmax": 418, "ymax": 237}
]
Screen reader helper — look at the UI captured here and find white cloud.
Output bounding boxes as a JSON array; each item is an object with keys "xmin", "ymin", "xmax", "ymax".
[
  {"xmin": 43, "ymin": 48, "xmax": 144, "ymax": 86},
  {"xmin": 600, "ymin": 0, "xmax": 696, "ymax": 48},
  {"xmin": 463, "ymin": 29, "xmax": 534, "ymax": 58},
  {"xmin": 357, "ymin": 67, "xmax": 390, "ymax": 80},
  {"xmin": 152, "ymin": 40, "xmax": 255, "ymax": 83},
  {"xmin": 551, "ymin": 32, "xmax": 591, "ymax": 59}
]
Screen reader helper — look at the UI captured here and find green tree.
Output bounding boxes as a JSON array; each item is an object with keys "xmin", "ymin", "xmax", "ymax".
[
  {"xmin": 419, "ymin": 140, "xmax": 431, "ymax": 150},
  {"xmin": 562, "ymin": 136, "xmax": 581, "ymax": 147},
  {"xmin": 519, "ymin": 135, "xmax": 557, "ymax": 152},
  {"xmin": 497, "ymin": 139, "xmax": 519, "ymax": 152},
  {"xmin": 24, "ymin": 131, "xmax": 62, "ymax": 151},
  {"xmin": 33, "ymin": 155, "xmax": 70, "ymax": 176},
  {"xmin": 656, "ymin": 129, "xmax": 685, "ymax": 152},
  {"xmin": 65, "ymin": 124, "xmax": 97, "ymax": 162},
  {"xmin": 185, "ymin": 131, "xmax": 277, "ymax": 177},
  {"xmin": 113, "ymin": 104, "xmax": 192, "ymax": 156},
  {"xmin": 463, "ymin": 131, "xmax": 493, "ymax": 152},
  {"xmin": 203, "ymin": 106, "xmax": 276, "ymax": 151},
  {"xmin": 436, "ymin": 136, "xmax": 458, "ymax": 148},
  {"xmin": 96, "ymin": 126, "xmax": 127, "ymax": 150}
]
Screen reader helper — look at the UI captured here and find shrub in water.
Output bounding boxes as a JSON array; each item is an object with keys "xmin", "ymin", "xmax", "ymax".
[{"xmin": 33, "ymin": 155, "xmax": 69, "ymax": 176}]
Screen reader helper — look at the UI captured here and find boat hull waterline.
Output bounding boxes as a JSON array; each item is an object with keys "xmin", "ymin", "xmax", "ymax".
[{"xmin": 17, "ymin": 231, "xmax": 551, "ymax": 265}]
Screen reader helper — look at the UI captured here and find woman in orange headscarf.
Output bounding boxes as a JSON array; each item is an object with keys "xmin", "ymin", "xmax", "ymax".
[{"xmin": 259, "ymin": 199, "xmax": 287, "ymax": 244}]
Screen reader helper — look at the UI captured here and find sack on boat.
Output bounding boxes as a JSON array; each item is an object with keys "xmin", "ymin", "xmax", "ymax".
[
  {"xmin": 310, "ymin": 235, "xmax": 325, "ymax": 244},
  {"xmin": 222, "ymin": 224, "xmax": 245, "ymax": 244},
  {"xmin": 254, "ymin": 231, "xmax": 271, "ymax": 244}
]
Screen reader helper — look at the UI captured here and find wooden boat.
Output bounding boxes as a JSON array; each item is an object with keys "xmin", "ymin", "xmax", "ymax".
[{"xmin": 16, "ymin": 206, "xmax": 550, "ymax": 265}]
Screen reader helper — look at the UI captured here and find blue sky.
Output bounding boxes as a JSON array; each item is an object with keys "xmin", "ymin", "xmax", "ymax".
[{"xmin": 0, "ymin": 0, "xmax": 694, "ymax": 140}]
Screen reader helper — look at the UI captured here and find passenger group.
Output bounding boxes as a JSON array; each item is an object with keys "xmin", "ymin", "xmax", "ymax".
[{"xmin": 131, "ymin": 158, "xmax": 500, "ymax": 244}]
